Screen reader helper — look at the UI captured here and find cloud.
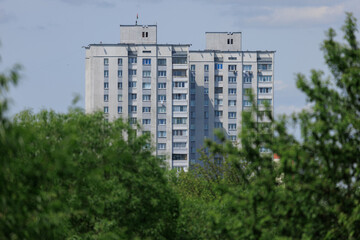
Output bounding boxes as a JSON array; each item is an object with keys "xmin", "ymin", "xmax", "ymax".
[{"xmin": 244, "ymin": 5, "xmax": 344, "ymax": 28}]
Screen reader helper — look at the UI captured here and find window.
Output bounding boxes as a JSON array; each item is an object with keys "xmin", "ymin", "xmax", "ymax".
[
  {"xmin": 244, "ymin": 88, "xmax": 252, "ymax": 95},
  {"xmin": 172, "ymin": 57, "xmax": 187, "ymax": 64},
  {"xmin": 257, "ymin": 99, "xmax": 272, "ymax": 106},
  {"xmin": 142, "ymin": 58, "xmax": 151, "ymax": 65},
  {"xmin": 117, "ymin": 106, "xmax": 122, "ymax": 113},
  {"xmin": 173, "ymin": 70, "xmax": 186, "ymax": 77},
  {"xmin": 158, "ymin": 95, "xmax": 166, "ymax": 102},
  {"xmin": 104, "ymin": 94, "xmax": 109, "ymax": 102},
  {"xmin": 204, "ymin": 76, "xmax": 209, "ymax": 83},
  {"xmin": 215, "ymin": 110, "xmax": 223, "ymax": 117},
  {"xmin": 229, "ymin": 57, "xmax": 237, "ymax": 60},
  {"xmin": 143, "ymin": 107, "xmax": 151, "ymax": 113},
  {"xmin": 258, "ymin": 111, "xmax": 272, "ymax": 120},
  {"xmin": 228, "ymin": 65, "xmax": 237, "ymax": 71},
  {"xmin": 229, "ymin": 135, "xmax": 236, "ymax": 141},
  {"xmin": 158, "ymin": 83, "xmax": 166, "ymax": 89},
  {"xmin": 204, "ymin": 64, "xmax": 209, "ymax": 72},
  {"xmin": 190, "ymin": 65, "xmax": 195, "ymax": 71},
  {"xmin": 117, "ymin": 70, "xmax": 122, "ymax": 78},
  {"xmin": 104, "ymin": 82, "xmax": 109, "ymax": 89},
  {"xmin": 118, "ymin": 94, "xmax": 122, "ymax": 102},
  {"xmin": 129, "ymin": 81, "xmax": 137, "ymax": 88},
  {"xmin": 258, "ymin": 87, "xmax": 272, "ymax": 94},
  {"xmin": 129, "ymin": 57, "xmax": 137, "ymax": 64},
  {"xmin": 173, "ymin": 82, "xmax": 186, "ymax": 88},
  {"xmin": 143, "ymin": 119, "xmax": 151, "ymax": 125},
  {"xmin": 142, "ymin": 82, "xmax": 151, "ymax": 89},
  {"xmin": 190, "ymin": 75, "xmax": 195, "ymax": 82},
  {"xmin": 104, "ymin": 107, "xmax": 109, "ymax": 113},
  {"xmin": 143, "ymin": 95, "xmax": 151, "ymax": 101},
  {"xmin": 129, "ymin": 69, "xmax": 137, "ymax": 76},
  {"xmin": 158, "ymin": 131, "xmax": 166, "ymax": 138},
  {"xmin": 129, "ymin": 105, "xmax": 137, "ymax": 113},
  {"xmin": 215, "ymin": 87, "xmax": 223, "ymax": 94},
  {"xmin": 173, "ymin": 105, "xmax": 187, "ymax": 112},
  {"xmin": 158, "ymin": 155, "xmax": 166, "ymax": 160},
  {"xmin": 173, "ymin": 142, "xmax": 186, "ymax": 149},
  {"xmin": 173, "ymin": 94, "xmax": 187, "ymax": 100},
  {"xmin": 204, "ymin": 88, "xmax": 209, "ymax": 94},
  {"xmin": 104, "ymin": 58, "xmax": 109, "ymax": 66},
  {"xmin": 173, "ymin": 117, "xmax": 187, "ymax": 124},
  {"xmin": 243, "ymin": 100, "xmax": 252, "ymax": 107},
  {"xmin": 158, "ymin": 143, "xmax": 166, "ymax": 150},
  {"xmin": 104, "ymin": 70, "xmax": 109, "ymax": 77},
  {"xmin": 129, "ymin": 118, "xmax": 137, "ymax": 124},
  {"xmin": 143, "ymin": 50, "xmax": 151, "ymax": 53},
  {"xmin": 258, "ymin": 64, "xmax": 272, "ymax": 70},
  {"xmin": 228, "ymin": 88, "xmax": 237, "ymax": 95},
  {"xmin": 243, "ymin": 76, "xmax": 252, "ymax": 83},
  {"xmin": 204, "ymin": 111, "xmax": 209, "ymax": 119},
  {"xmin": 204, "ymin": 99, "xmax": 208, "ymax": 106},
  {"xmin": 204, "ymin": 130, "xmax": 209, "ymax": 137},
  {"xmin": 215, "ymin": 76, "xmax": 223, "ymax": 81},
  {"xmin": 118, "ymin": 58, "xmax": 122, "ymax": 66},
  {"xmin": 215, "ymin": 98, "xmax": 223, "ymax": 106},
  {"xmin": 214, "ymin": 122, "xmax": 223, "ymax": 128},
  {"xmin": 228, "ymin": 124, "xmax": 237, "ymax": 130},
  {"xmin": 215, "ymin": 63, "xmax": 223, "ymax": 70},
  {"xmin": 227, "ymin": 38, "xmax": 233, "ymax": 44},
  {"xmin": 158, "ymin": 59, "xmax": 166, "ymax": 66},
  {"xmin": 172, "ymin": 154, "xmax": 187, "ymax": 160},
  {"xmin": 158, "ymin": 71, "xmax": 166, "ymax": 77},
  {"xmin": 129, "ymin": 117, "xmax": 137, "ymax": 124},
  {"xmin": 228, "ymin": 112, "xmax": 236, "ymax": 119},
  {"xmin": 228, "ymin": 100, "xmax": 236, "ymax": 106},
  {"xmin": 158, "ymin": 106, "xmax": 166, "ymax": 113},
  {"xmin": 158, "ymin": 119, "xmax": 166, "ymax": 125},
  {"xmin": 243, "ymin": 65, "xmax": 252, "ymax": 71},
  {"xmin": 118, "ymin": 82, "xmax": 122, "ymax": 89},
  {"xmin": 129, "ymin": 93, "xmax": 137, "ymax": 100},
  {"xmin": 143, "ymin": 71, "xmax": 151, "ymax": 77},
  {"xmin": 173, "ymin": 130, "xmax": 187, "ymax": 136},
  {"xmin": 228, "ymin": 77, "xmax": 236, "ymax": 83},
  {"xmin": 258, "ymin": 75, "xmax": 272, "ymax": 82}
]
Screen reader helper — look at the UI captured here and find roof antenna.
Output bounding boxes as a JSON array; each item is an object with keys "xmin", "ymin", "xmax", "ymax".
[{"xmin": 135, "ymin": 13, "xmax": 138, "ymax": 25}]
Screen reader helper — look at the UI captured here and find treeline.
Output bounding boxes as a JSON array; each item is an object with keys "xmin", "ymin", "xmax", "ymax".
[{"xmin": 1, "ymin": 13, "xmax": 359, "ymax": 239}]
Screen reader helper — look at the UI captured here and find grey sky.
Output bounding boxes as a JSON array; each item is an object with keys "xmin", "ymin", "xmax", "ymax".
[{"xmin": 0, "ymin": 0, "xmax": 359, "ymax": 117}]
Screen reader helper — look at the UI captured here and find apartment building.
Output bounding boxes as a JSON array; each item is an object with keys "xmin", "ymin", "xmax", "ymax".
[{"xmin": 85, "ymin": 25, "xmax": 274, "ymax": 171}]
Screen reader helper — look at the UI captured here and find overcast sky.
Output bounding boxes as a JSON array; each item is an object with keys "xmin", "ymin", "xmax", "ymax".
[{"xmin": 1, "ymin": 0, "xmax": 359, "ymax": 117}]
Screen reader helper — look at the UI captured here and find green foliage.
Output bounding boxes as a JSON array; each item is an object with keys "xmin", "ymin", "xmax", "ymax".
[{"xmin": 0, "ymin": 59, "xmax": 178, "ymax": 239}]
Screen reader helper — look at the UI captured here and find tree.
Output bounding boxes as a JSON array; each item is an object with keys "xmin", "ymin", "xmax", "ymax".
[{"xmin": 0, "ymin": 55, "xmax": 178, "ymax": 239}]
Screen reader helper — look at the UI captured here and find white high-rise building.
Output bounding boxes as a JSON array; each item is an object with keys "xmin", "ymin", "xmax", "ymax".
[{"xmin": 85, "ymin": 25, "xmax": 274, "ymax": 171}]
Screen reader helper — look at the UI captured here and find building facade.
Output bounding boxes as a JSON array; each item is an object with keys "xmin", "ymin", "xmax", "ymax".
[{"xmin": 85, "ymin": 25, "xmax": 274, "ymax": 171}]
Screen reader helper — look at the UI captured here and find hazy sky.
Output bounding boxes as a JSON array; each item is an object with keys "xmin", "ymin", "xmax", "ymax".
[{"xmin": 1, "ymin": 0, "xmax": 359, "ymax": 117}]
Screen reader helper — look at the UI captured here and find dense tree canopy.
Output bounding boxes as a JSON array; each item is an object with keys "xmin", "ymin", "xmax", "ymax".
[{"xmin": 0, "ymin": 69, "xmax": 178, "ymax": 239}]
